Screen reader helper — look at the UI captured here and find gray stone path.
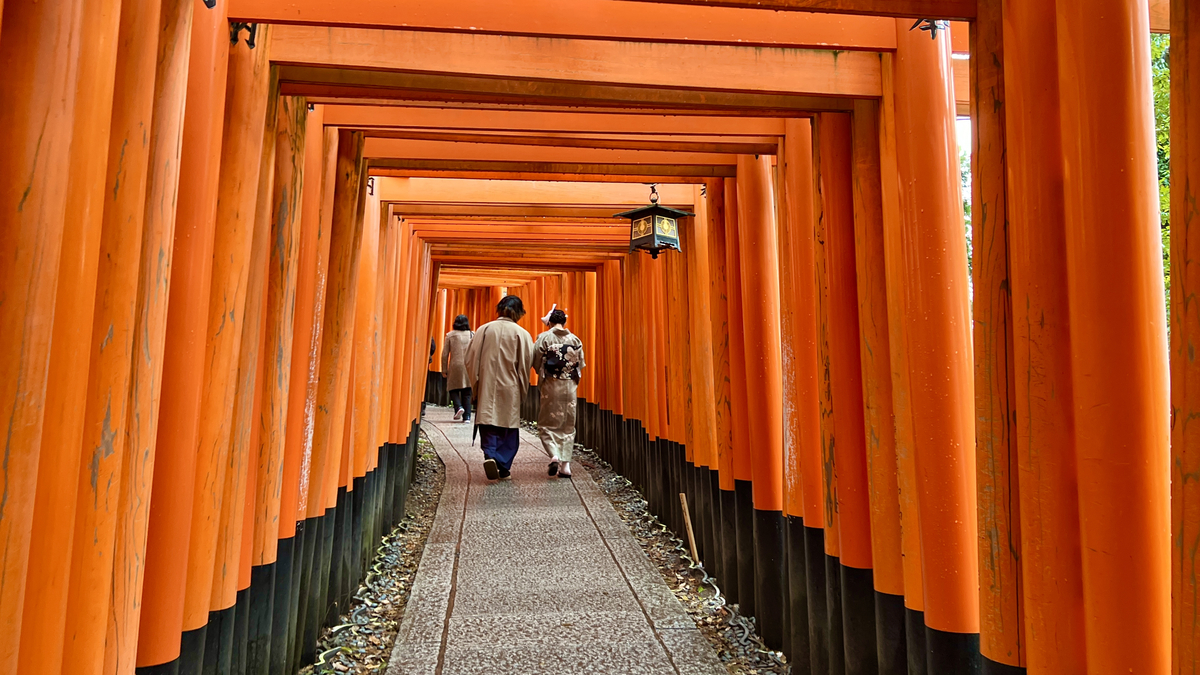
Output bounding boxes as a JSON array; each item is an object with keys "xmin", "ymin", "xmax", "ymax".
[{"xmin": 386, "ymin": 407, "xmax": 727, "ymax": 675}]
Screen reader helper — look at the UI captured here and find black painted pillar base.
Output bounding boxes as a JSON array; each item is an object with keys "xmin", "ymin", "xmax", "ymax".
[
  {"xmin": 203, "ymin": 604, "xmax": 236, "ymax": 675},
  {"xmin": 247, "ymin": 562, "xmax": 274, "ymax": 675},
  {"xmin": 719, "ymin": 487, "xmax": 739, "ymax": 604},
  {"xmin": 231, "ymin": 587, "xmax": 250, "ymax": 675},
  {"xmin": 733, "ymin": 479, "xmax": 756, "ymax": 617},
  {"xmin": 752, "ymin": 508, "xmax": 787, "ymax": 651},
  {"xmin": 874, "ymin": 591, "xmax": 907, "ymax": 675},
  {"xmin": 709, "ymin": 470, "xmax": 724, "ymax": 587},
  {"xmin": 786, "ymin": 516, "xmax": 811, "ymax": 674},
  {"xmin": 841, "ymin": 565, "xmax": 878, "ymax": 675},
  {"xmin": 803, "ymin": 526, "xmax": 830, "ymax": 675},
  {"xmin": 137, "ymin": 659, "xmax": 182, "ymax": 675},
  {"xmin": 178, "ymin": 624, "xmax": 207, "ymax": 675},
  {"xmin": 906, "ymin": 608, "xmax": 928, "ymax": 675},
  {"xmin": 926, "ymin": 626, "xmax": 981, "ymax": 675},
  {"xmin": 982, "ymin": 656, "xmax": 1026, "ymax": 675},
  {"xmin": 826, "ymin": 555, "xmax": 846, "ymax": 675}
]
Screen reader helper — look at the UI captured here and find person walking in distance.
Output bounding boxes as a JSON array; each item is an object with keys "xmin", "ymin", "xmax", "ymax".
[
  {"xmin": 533, "ymin": 306, "xmax": 585, "ymax": 478},
  {"xmin": 442, "ymin": 314, "xmax": 474, "ymax": 422},
  {"xmin": 465, "ymin": 295, "xmax": 535, "ymax": 480}
]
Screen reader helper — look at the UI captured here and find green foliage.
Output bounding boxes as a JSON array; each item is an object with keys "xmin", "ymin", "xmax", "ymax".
[{"xmin": 1153, "ymin": 34, "xmax": 1170, "ymax": 305}]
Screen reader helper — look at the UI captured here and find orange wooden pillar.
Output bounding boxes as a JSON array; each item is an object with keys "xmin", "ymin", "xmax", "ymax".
[
  {"xmin": 179, "ymin": 28, "xmax": 272, "ymax": 669},
  {"xmin": 849, "ymin": 101, "xmax": 907, "ymax": 674},
  {"xmin": 17, "ymin": 0, "xmax": 120, "ymax": 671},
  {"xmin": 878, "ymin": 51, "xmax": 928, "ymax": 672},
  {"xmin": 301, "ymin": 129, "xmax": 365, "ymax": 664},
  {"xmin": 215, "ymin": 56, "xmax": 276, "ymax": 675},
  {"xmin": 892, "ymin": 18, "xmax": 980, "ymax": 669},
  {"xmin": 1001, "ymin": 2, "xmax": 1087, "ymax": 672},
  {"xmin": 684, "ymin": 186, "xmax": 721, "ymax": 589},
  {"xmin": 59, "ymin": 0, "xmax": 172, "ymax": 670},
  {"xmin": 814, "ymin": 113, "xmax": 871, "ymax": 673},
  {"xmin": 195, "ymin": 30, "xmax": 274, "ymax": 672},
  {"xmin": 705, "ymin": 179, "xmax": 739, "ymax": 605},
  {"xmin": 723, "ymin": 177, "xmax": 757, "ymax": 615},
  {"xmin": 78, "ymin": 1, "xmax": 195, "ymax": 672},
  {"xmin": 1173, "ymin": 0, "xmax": 1200, "ymax": 671},
  {"xmin": 259, "ymin": 95, "xmax": 309, "ymax": 675},
  {"xmin": 0, "ymin": 0, "xmax": 87, "ymax": 663},
  {"xmin": 966, "ymin": 7, "xmax": 1026, "ymax": 673},
  {"xmin": 349, "ymin": 186, "xmax": 381, "ymax": 578},
  {"xmin": 137, "ymin": 0, "xmax": 231, "ymax": 667},
  {"xmin": 1056, "ymin": 0, "xmax": 1170, "ymax": 670},
  {"xmin": 779, "ymin": 118, "xmax": 824, "ymax": 670},
  {"xmin": 735, "ymin": 154, "xmax": 787, "ymax": 650}
]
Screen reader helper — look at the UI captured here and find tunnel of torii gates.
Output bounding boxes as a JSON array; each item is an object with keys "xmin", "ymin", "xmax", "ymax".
[{"xmin": 2, "ymin": 0, "xmax": 1200, "ymax": 673}]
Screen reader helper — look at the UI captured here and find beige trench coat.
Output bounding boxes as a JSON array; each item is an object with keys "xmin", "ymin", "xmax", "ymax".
[
  {"xmin": 465, "ymin": 318, "xmax": 534, "ymax": 429},
  {"xmin": 532, "ymin": 327, "xmax": 585, "ymax": 460},
  {"xmin": 441, "ymin": 329, "xmax": 473, "ymax": 391}
]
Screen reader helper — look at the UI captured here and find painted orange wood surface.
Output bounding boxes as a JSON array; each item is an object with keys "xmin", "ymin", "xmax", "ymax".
[
  {"xmin": 1056, "ymin": 0, "xmax": 1170, "ymax": 670},
  {"xmin": 850, "ymin": 101, "xmax": 903, "ymax": 595},
  {"xmin": 1173, "ymin": 1, "xmax": 1200, "ymax": 672},
  {"xmin": 92, "ymin": 1, "xmax": 195, "ymax": 671},
  {"xmin": 138, "ymin": 0, "xmax": 232, "ymax": 662},
  {"xmin": 204, "ymin": 31, "xmax": 274, "ymax": 614},
  {"xmin": 892, "ymin": 18, "xmax": 977, "ymax": 635},
  {"xmin": 18, "ymin": 0, "xmax": 120, "ymax": 671},
  {"xmin": 736, "ymin": 155, "xmax": 785, "ymax": 513},
  {"xmin": 1002, "ymin": 2, "xmax": 1086, "ymax": 671},
  {"xmin": 969, "ymin": 2, "xmax": 1024, "ymax": 667},
  {"xmin": 269, "ymin": 26, "xmax": 882, "ymax": 99},
  {"xmin": 0, "ymin": 0, "xmax": 85, "ymax": 663},
  {"xmin": 779, "ymin": 121, "xmax": 824, "ymax": 527}
]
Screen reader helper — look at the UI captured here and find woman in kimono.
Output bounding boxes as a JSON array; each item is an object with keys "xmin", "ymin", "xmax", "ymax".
[
  {"xmin": 466, "ymin": 295, "xmax": 534, "ymax": 480},
  {"xmin": 442, "ymin": 314, "xmax": 474, "ymax": 422},
  {"xmin": 532, "ymin": 308, "xmax": 585, "ymax": 478}
]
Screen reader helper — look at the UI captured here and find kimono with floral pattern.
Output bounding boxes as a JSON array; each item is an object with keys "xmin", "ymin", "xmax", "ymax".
[{"xmin": 532, "ymin": 326, "xmax": 586, "ymax": 460}]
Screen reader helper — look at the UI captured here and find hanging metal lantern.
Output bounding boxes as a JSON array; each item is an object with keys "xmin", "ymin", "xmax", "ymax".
[{"xmin": 614, "ymin": 185, "xmax": 693, "ymax": 259}]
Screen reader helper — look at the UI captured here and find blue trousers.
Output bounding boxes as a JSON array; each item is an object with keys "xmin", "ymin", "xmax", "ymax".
[{"xmin": 479, "ymin": 425, "xmax": 521, "ymax": 472}]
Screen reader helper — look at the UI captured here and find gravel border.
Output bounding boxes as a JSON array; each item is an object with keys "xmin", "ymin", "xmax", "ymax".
[
  {"xmin": 573, "ymin": 444, "xmax": 792, "ymax": 675},
  {"xmin": 301, "ymin": 433, "xmax": 446, "ymax": 675}
]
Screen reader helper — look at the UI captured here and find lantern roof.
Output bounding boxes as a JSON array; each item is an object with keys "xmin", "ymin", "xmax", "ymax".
[{"xmin": 613, "ymin": 203, "xmax": 694, "ymax": 220}]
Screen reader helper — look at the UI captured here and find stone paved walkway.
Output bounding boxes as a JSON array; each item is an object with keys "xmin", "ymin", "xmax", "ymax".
[{"xmin": 385, "ymin": 407, "xmax": 727, "ymax": 675}]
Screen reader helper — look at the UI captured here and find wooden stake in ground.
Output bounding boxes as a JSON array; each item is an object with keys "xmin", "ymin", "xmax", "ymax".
[{"xmin": 679, "ymin": 493, "xmax": 700, "ymax": 565}]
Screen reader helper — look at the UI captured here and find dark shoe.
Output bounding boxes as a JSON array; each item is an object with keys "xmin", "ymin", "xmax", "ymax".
[
  {"xmin": 483, "ymin": 458, "xmax": 499, "ymax": 480},
  {"xmin": 498, "ymin": 466, "xmax": 512, "ymax": 479},
  {"xmin": 548, "ymin": 461, "xmax": 559, "ymax": 477}
]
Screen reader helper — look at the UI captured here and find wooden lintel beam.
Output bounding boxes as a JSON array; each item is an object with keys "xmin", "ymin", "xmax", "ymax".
[
  {"xmin": 359, "ymin": 129, "xmax": 779, "ymax": 155},
  {"xmin": 615, "ymin": 0, "xmax": 975, "ymax": 20},
  {"xmin": 371, "ymin": 168, "xmax": 705, "ymax": 184},
  {"xmin": 277, "ymin": 68, "xmax": 861, "ymax": 113},
  {"xmin": 325, "ymin": 106, "xmax": 788, "ymax": 135},
  {"xmin": 230, "ymin": 0, "xmax": 897, "ymax": 50},
  {"xmin": 269, "ymin": 26, "xmax": 882, "ymax": 98},
  {"xmin": 368, "ymin": 158, "xmax": 736, "ymax": 178},
  {"xmin": 374, "ymin": 177, "xmax": 694, "ymax": 206}
]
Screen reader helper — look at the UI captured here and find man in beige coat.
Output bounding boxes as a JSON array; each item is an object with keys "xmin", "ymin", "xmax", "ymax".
[{"xmin": 465, "ymin": 295, "xmax": 534, "ymax": 480}]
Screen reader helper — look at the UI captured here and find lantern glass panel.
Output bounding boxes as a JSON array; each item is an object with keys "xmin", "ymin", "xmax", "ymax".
[
  {"xmin": 654, "ymin": 215, "xmax": 677, "ymax": 237},
  {"xmin": 633, "ymin": 216, "xmax": 653, "ymax": 238}
]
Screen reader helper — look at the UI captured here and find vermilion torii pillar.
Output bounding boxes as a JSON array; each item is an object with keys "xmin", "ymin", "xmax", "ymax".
[
  {"xmin": 735, "ymin": 153, "xmax": 787, "ymax": 651},
  {"xmin": 1058, "ymin": 0, "xmax": 1170, "ymax": 671},
  {"xmin": 1002, "ymin": 1, "xmax": 1086, "ymax": 673},
  {"xmin": 892, "ymin": 17, "xmax": 981, "ymax": 672},
  {"xmin": 1172, "ymin": 0, "xmax": 1200, "ymax": 671},
  {"xmin": 138, "ymin": 0, "xmax": 231, "ymax": 669}
]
